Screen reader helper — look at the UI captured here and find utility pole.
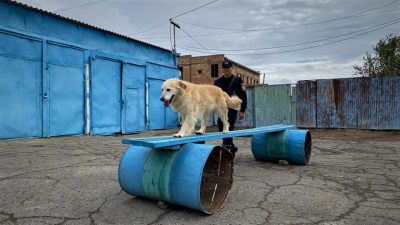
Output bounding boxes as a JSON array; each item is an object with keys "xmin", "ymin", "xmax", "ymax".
[
  {"xmin": 170, "ymin": 19, "xmax": 180, "ymax": 53},
  {"xmin": 263, "ymin": 73, "xmax": 266, "ymax": 84}
]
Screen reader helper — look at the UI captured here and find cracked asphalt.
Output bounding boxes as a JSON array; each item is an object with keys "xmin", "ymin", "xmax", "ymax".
[{"xmin": 1, "ymin": 128, "xmax": 399, "ymax": 225}]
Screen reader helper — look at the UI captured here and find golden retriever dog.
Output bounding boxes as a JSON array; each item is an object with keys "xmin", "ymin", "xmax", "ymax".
[{"xmin": 160, "ymin": 79, "xmax": 242, "ymax": 137}]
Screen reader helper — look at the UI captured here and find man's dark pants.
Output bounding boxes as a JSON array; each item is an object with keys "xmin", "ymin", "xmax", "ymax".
[{"xmin": 217, "ymin": 108, "xmax": 238, "ymax": 148}]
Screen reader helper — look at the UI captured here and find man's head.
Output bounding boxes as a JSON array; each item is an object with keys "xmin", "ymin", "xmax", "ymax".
[{"xmin": 222, "ymin": 61, "xmax": 232, "ymax": 76}]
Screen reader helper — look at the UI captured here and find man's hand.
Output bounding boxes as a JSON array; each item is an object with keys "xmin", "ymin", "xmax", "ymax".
[{"xmin": 239, "ymin": 112, "xmax": 245, "ymax": 120}]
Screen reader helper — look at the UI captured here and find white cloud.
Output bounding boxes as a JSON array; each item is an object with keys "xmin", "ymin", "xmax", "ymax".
[
  {"xmin": 16, "ymin": 0, "xmax": 400, "ymax": 84},
  {"xmin": 259, "ymin": 59, "xmax": 363, "ymax": 84}
]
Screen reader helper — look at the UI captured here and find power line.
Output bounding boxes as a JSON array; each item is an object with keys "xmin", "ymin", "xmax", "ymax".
[
  {"xmin": 170, "ymin": 0, "xmax": 218, "ymax": 20},
  {"xmin": 126, "ymin": 0, "xmax": 217, "ymax": 37},
  {"xmin": 126, "ymin": 20, "xmax": 169, "ymax": 36},
  {"xmin": 134, "ymin": 9, "xmax": 399, "ymax": 39},
  {"xmin": 177, "ymin": 18, "xmax": 400, "ymax": 55},
  {"xmin": 170, "ymin": 23, "xmax": 173, "ymax": 51},
  {"xmin": 179, "ymin": 27, "xmax": 213, "ymax": 54},
  {"xmin": 178, "ymin": 19, "xmax": 400, "ymax": 51},
  {"xmin": 175, "ymin": 4, "xmax": 400, "ymax": 32},
  {"xmin": 53, "ymin": 0, "xmax": 106, "ymax": 13},
  {"xmin": 175, "ymin": 0, "xmax": 399, "ymax": 31},
  {"xmin": 355, "ymin": 0, "xmax": 399, "ymax": 15}
]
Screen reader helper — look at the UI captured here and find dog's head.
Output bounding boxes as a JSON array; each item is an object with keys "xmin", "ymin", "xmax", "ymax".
[{"xmin": 160, "ymin": 79, "xmax": 187, "ymax": 107}]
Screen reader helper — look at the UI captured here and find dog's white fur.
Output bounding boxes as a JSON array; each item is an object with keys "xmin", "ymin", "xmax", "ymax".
[{"xmin": 160, "ymin": 79, "xmax": 242, "ymax": 137}]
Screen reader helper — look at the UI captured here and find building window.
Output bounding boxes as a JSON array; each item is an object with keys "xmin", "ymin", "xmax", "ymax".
[
  {"xmin": 247, "ymin": 77, "xmax": 249, "ymax": 84},
  {"xmin": 178, "ymin": 67, "xmax": 183, "ymax": 78},
  {"xmin": 211, "ymin": 64, "xmax": 218, "ymax": 78},
  {"xmin": 198, "ymin": 69, "xmax": 203, "ymax": 74}
]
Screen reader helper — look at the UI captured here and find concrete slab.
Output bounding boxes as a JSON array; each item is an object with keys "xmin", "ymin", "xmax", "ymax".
[{"xmin": 1, "ymin": 128, "xmax": 399, "ymax": 224}]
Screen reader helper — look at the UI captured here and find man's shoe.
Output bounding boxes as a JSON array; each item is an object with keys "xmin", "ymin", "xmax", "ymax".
[
  {"xmin": 230, "ymin": 144, "xmax": 238, "ymax": 158},
  {"xmin": 222, "ymin": 144, "xmax": 238, "ymax": 158}
]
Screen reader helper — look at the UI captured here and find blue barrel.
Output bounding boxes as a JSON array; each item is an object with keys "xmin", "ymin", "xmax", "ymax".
[
  {"xmin": 251, "ymin": 129, "xmax": 312, "ymax": 165},
  {"xmin": 118, "ymin": 143, "xmax": 234, "ymax": 214}
]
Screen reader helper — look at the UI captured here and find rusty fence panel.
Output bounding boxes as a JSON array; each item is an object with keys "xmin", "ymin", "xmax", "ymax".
[
  {"xmin": 317, "ymin": 79, "xmax": 339, "ymax": 128},
  {"xmin": 338, "ymin": 78, "xmax": 360, "ymax": 128},
  {"xmin": 296, "ymin": 80, "xmax": 317, "ymax": 128},
  {"xmin": 291, "ymin": 86, "xmax": 297, "ymax": 126},
  {"xmin": 236, "ymin": 87, "xmax": 255, "ymax": 128},
  {"xmin": 254, "ymin": 84, "xmax": 292, "ymax": 127},
  {"xmin": 297, "ymin": 76, "xmax": 400, "ymax": 130},
  {"xmin": 359, "ymin": 77, "xmax": 400, "ymax": 130},
  {"xmin": 382, "ymin": 76, "xmax": 400, "ymax": 129}
]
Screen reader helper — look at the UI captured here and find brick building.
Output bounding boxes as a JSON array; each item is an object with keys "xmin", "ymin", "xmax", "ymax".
[{"xmin": 178, "ymin": 55, "xmax": 261, "ymax": 85}]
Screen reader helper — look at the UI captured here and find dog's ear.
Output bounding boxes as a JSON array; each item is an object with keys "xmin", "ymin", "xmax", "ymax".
[{"xmin": 177, "ymin": 81, "xmax": 187, "ymax": 89}]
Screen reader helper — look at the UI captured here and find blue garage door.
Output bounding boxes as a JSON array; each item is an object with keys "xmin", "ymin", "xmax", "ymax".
[
  {"xmin": 90, "ymin": 56, "xmax": 122, "ymax": 134},
  {"xmin": 148, "ymin": 79, "xmax": 165, "ymax": 130},
  {"xmin": 147, "ymin": 63, "xmax": 179, "ymax": 130},
  {"xmin": 148, "ymin": 78, "xmax": 179, "ymax": 130},
  {"xmin": 0, "ymin": 32, "xmax": 42, "ymax": 139},
  {"xmin": 122, "ymin": 62, "xmax": 146, "ymax": 133},
  {"xmin": 45, "ymin": 42, "xmax": 85, "ymax": 137}
]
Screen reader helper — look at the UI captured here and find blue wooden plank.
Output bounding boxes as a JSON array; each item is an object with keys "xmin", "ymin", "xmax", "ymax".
[
  {"xmin": 140, "ymin": 125, "xmax": 296, "ymax": 148},
  {"xmin": 122, "ymin": 125, "xmax": 296, "ymax": 148},
  {"xmin": 124, "ymin": 124, "xmax": 289, "ymax": 142}
]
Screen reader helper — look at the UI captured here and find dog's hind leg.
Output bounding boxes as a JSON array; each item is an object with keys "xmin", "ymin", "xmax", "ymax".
[
  {"xmin": 195, "ymin": 112, "xmax": 210, "ymax": 135},
  {"xmin": 216, "ymin": 108, "xmax": 230, "ymax": 134}
]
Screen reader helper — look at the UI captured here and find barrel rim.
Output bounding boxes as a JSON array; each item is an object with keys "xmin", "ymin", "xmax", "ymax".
[
  {"xmin": 304, "ymin": 130, "xmax": 312, "ymax": 164},
  {"xmin": 199, "ymin": 145, "xmax": 234, "ymax": 214}
]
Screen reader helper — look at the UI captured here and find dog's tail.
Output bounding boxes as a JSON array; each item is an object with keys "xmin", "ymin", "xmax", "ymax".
[{"xmin": 226, "ymin": 95, "xmax": 242, "ymax": 110}]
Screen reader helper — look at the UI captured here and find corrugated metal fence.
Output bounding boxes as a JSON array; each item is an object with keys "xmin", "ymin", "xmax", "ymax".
[
  {"xmin": 237, "ymin": 84, "xmax": 296, "ymax": 128},
  {"xmin": 296, "ymin": 76, "xmax": 400, "ymax": 130},
  {"xmin": 241, "ymin": 76, "xmax": 399, "ymax": 130},
  {"xmin": 254, "ymin": 84, "xmax": 295, "ymax": 127}
]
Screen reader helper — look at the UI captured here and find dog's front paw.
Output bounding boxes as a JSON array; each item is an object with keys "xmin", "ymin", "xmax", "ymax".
[
  {"xmin": 195, "ymin": 131, "xmax": 204, "ymax": 135},
  {"xmin": 173, "ymin": 133, "xmax": 182, "ymax": 138},
  {"xmin": 223, "ymin": 130, "xmax": 229, "ymax": 134}
]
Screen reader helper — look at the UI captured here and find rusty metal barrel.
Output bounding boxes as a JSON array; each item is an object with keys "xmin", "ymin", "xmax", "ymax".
[
  {"xmin": 118, "ymin": 143, "xmax": 233, "ymax": 214},
  {"xmin": 251, "ymin": 129, "xmax": 312, "ymax": 165}
]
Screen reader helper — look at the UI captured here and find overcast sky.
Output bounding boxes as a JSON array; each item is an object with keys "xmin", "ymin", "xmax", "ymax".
[{"xmin": 18, "ymin": 0, "xmax": 400, "ymax": 84}]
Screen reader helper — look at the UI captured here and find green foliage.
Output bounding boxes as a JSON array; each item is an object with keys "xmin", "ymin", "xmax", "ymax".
[{"xmin": 353, "ymin": 34, "xmax": 400, "ymax": 77}]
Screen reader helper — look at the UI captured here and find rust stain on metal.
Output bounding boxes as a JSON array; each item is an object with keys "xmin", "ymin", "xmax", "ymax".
[{"xmin": 332, "ymin": 79, "xmax": 339, "ymax": 110}]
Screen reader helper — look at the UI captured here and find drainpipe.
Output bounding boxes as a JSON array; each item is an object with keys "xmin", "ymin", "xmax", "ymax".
[{"xmin": 146, "ymin": 80, "xmax": 149, "ymax": 128}]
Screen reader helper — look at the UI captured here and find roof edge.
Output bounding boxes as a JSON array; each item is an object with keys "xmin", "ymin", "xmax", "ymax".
[
  {"xmin": 179, "ymin": 54, "xmax": 259, "ymax": 75},
  {"xmin": 2, "ymin": 0, "xmax": 173, "ymax": 53},
  {"xmin": 225, "ymin": 57, "xmax": 260, "ymax": 75}
]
